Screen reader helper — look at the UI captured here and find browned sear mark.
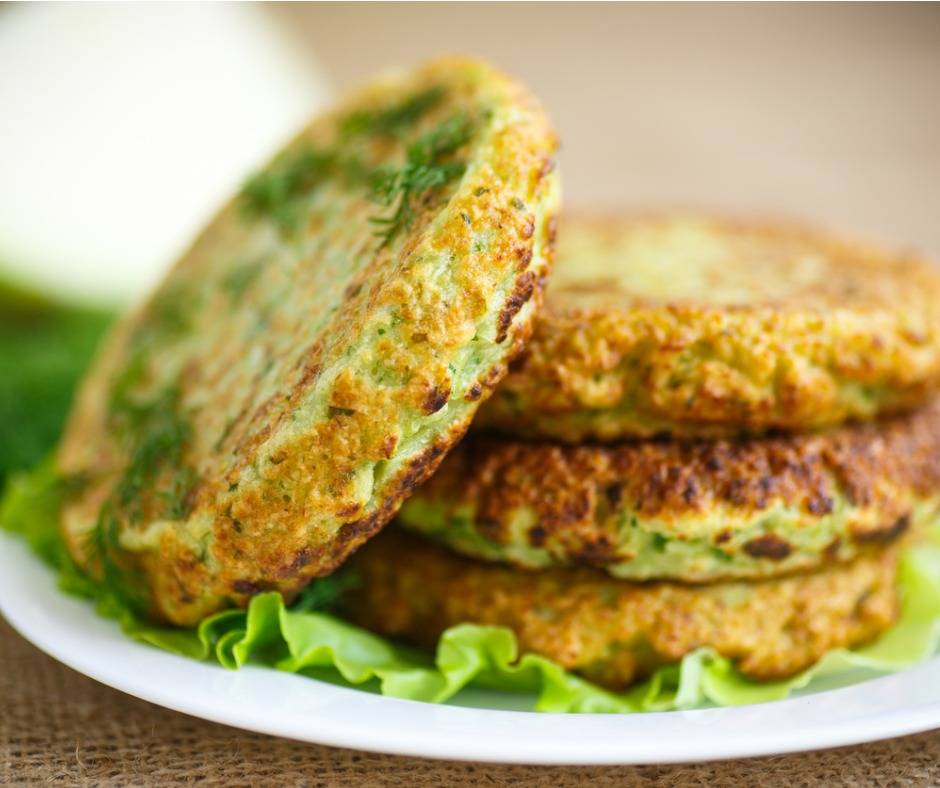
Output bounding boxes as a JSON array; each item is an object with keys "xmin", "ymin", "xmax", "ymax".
[
  {"xmin": 495, "ymin": 269, "xmax": 537, "ymax": 343},
  {"xmin": 423, "ymin": 385, "xmax": 450, "ymax": 414},
  {"xmin": 464, "ymin": 383, "xmax": 483, "ymax": 402},
  {"xmin": 743, "ymin": 534, "xmax": 793, "ymax": 560},
  {"xmin": 854, "ymin": 513, "xmax": 911, "ymax": 544}
]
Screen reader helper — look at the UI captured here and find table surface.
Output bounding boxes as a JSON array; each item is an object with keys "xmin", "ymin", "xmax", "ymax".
[{"xmin": 2, "ymin": 616, "xmax": 939, "ymax": 786}]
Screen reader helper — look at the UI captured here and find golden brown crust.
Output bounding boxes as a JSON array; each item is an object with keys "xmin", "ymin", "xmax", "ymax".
[
  {"xmin": 475, "ymin": 214, "xmax": 940, "ymax": 440},
  {"xmin": 345, "ymin": 529, "xmax": 901, "ymax": 689},
  {"xmin": 56, "ymin": 58, "xmax": 560, "ymax": 625},
  {"xmin": 399, "ymin": 400, "xmax": 940, "ymax": 581}
]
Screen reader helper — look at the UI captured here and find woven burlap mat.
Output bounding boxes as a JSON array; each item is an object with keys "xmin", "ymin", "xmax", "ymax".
[{"xmin": 2, "ymin": 616, "xmax": 937, "ymax": 786}]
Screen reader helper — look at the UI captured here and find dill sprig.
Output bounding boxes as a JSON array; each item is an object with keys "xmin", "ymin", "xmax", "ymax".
[
  {"xmin": 112, "ymin": 386, "xmax": 194, "ymax": 520},
  {"xmin": 86, "ymin": 501, "xmax": 150, "ymax": 613},
  {"xmin": 240, "ymin": 146, "xmax": 374, "ymax": 237},
  {"xmin": 83, "ymin": 283, "xmax": 198, "ymax": 615},
  {"xmin": 341, "ymin": 85, "xmax": 445, "ymax": 140},
  {"xmin": 370, "ymin": 113, "xmax": 474, "ymax": 248},
  {"xmin": 84, "ymin": 382, "xmax": 196, "ymax": 615},
  {"xmin": 240, "ymin": 147, "xmax": 338, "ymax": 234},
  {"xmin": 240, "ymin": 86, "xmax": 460, "ymax": 241}
]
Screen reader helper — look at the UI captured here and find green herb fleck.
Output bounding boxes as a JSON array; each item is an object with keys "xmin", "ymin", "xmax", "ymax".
[
  {"xmin": 108, "ymin": 285, "xmax": 195, "ymax": 416},
  {"xmin": 341, "ymin": 86, "xmax": 445, "ymax": 140},
  {"xmin": 240, "ymin": 145, "xmax": 371, "ymax": 237},
  {"xmin": 651, "ymin": 533, "xmax": 669, "ymax": 552},
  {"xmin": 111, "ymin": 385, "xmax": 195, "ymax": 522},
  {"xmin": 222, "ymin": 259, "xmax": 263, "ymax": 303},
  {"xmin": 135, "ymin": 285, "xmax": 193, "ymax": 344},
  {"xmin": 370, "ymin": 114, "xmax": 474, "ymax": 248},
  {"xmin": 85, "ymin": 380, "xmax": 197, "ymax": 613},
  {"xmin": 241, "ymin": 147, "xmax": 338, "ymax": 234},
  {"xmin": 711, "ymin": 547, "xmax": 733, "ymax": 563},
  {"xmin": 242, "ymin": 87, "xmax": 467, "ymax": 245},
  {"xmin": 85, "ymin": 501, "xmax": 149, "ymax": 612},
  {"xmin": 94, "ymin": 281, "xmax": 199, "ymax": 613}
]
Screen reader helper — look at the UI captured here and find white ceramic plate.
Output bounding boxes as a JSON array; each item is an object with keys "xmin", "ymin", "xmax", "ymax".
[{"xmin": 2, "ymin": 532, "xmax": 940, "ymax": 765}]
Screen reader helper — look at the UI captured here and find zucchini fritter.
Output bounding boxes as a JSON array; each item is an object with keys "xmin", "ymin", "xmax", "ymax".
[
  {"xmin": 399, "ymin": 401, "xmax": 940, "ymax": 581},
  {"xmin": 56, "ymin": 58, "xmax": 560, "ymax": 625},
  {"xmin": 345, "ymin": 529, "xmax": 901, "ymax": 689},
  {"xmin": 476, "ymin": 214, "xmax": 940, "ymax": 440}
]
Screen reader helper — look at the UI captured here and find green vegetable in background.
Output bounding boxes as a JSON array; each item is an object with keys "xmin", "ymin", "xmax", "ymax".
[{"xmin": 0, "ymin": 278, "xmax": 112, "ymax": 485}]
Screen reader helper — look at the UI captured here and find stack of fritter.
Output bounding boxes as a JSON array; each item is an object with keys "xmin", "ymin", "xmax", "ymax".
[
  {"xmin": 51, "ymin": 56, "xmax": 940, "ymax": 694},
  {"xmin": 345, "ymin": 215, "xmax": 940, "ymax": 689}
]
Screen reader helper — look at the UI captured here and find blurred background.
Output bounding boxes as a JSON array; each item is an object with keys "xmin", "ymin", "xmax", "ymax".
[
  {"xmin": 290, "ymin": 3, "xmax": 940, "ymax": 259},
  {"xmin": 0, "ymin": 2, "xmax": 938, "ymax": 480},
  {"xmin": 1, "ymin": 2, "xmax": 938, "ymax": 305}
]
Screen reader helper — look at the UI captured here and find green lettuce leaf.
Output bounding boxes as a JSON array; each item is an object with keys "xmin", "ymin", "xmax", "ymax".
[{"xmin": 4, "ymin": 460, "xmax": 940, "ymax": 714}]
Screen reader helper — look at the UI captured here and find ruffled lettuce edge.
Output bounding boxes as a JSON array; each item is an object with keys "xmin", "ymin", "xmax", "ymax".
[{"xmin": 4, "ymin": 459, "xmax": 940, "ymax": 714}]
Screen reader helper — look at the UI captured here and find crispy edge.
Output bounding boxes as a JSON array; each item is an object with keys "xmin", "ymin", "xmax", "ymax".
[
  {"xmin": 476, "ymin": 216, "xmax": 940, "ymax": 440},
  {"xmin": 344, "ymin": 529, "xmax": 901, "ymax": 689},
  {"xmin": 402, "ymin": 401, "xmax": 940, "ymax": 576}
]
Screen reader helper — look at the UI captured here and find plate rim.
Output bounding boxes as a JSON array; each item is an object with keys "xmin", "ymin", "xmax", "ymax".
[{"xmin": 2, "ymin": 532, "xmax": 939, "ymax": 765}]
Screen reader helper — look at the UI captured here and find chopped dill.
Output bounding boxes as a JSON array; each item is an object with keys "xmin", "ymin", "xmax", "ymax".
[
  {"xmin": 341, "ymin": 85, "xmax": 445, "ymax": 140},
  {"xmin": 241, "ymin": 147, "xmax": 338, "ymax": 234},
  {"xmin": 222, "ymin": 258, "xmax": 263, "ymax": 304},
  {"xmin": 241, "ymin": 86, "xmax": 471, "ymax": 246},
  {"xmin": 240, "ymin": 146, "xmax": 372, "ymax": 236},
  {"xmin": 85, "ymin": 381, "xmax": 197, "ymax": 614},
  {"xmin": 112, "ymin": 385, "xmax": 194, "ymax": 521},
  {"xmin": 711, "ymin": 547, "xmax": 734, "ymax": 563},
  {"xmin": 109, "ymin": 285, "xmax": 194, "ymax": 416},
  {"xmin": 86, "ymin": 502, "xmax": 150, "ymax": 613},
  {"xmin": 94, "ymin": 281, "xmax": 198, "ymax": 612},
  {"xmin": 145, "ymin": 284, "xmax": 193, "ymax": 339},
  {"xmin": 370, "ymin": 113, "xmax": 474, "ymax": 248}
]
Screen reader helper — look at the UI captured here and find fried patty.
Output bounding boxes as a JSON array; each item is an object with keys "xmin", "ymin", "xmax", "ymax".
[
  {"xmin": 399, "ymin": 400, "xmax": 940, "ymax": 582},
  {"xmin": 56, "ymin": 58, "xmax": 560, "ymax": 626},
  {"xmin": 344, "ymin": 529, "xmax": 901, "ymax": 689},
  {"xmin": 475, "ymin": 214, "xmax": 940, "ymax": 440}
]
